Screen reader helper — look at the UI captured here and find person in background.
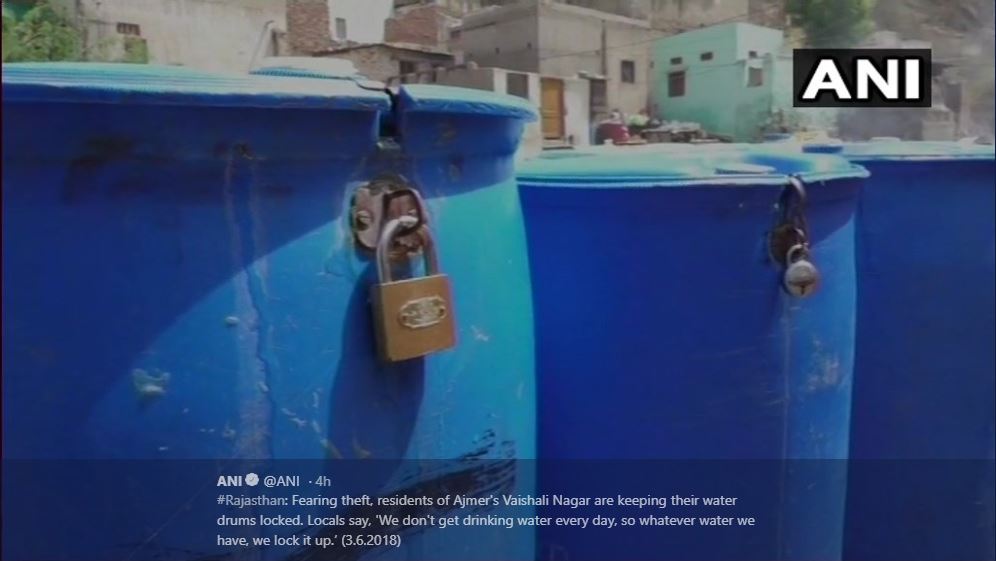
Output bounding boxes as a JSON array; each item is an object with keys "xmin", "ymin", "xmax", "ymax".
[{"xmin": 596, "ymin": 110, "xmax": 628, "ymax": 145}]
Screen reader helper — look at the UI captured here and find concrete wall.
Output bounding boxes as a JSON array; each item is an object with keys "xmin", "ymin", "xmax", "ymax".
[
  {"xmin": 456, "ymin": 3, "xmax": 541, "ymax": 72},
  {"xmin": 601, "ymin": 14, "xmax": 656, "ymax": 113},
  {"xmin": 652, "ymin": 22, "xmax": 786, "ymax": 140},
  {"xmin": 534, "ymin": 3, "xmax": 603, "ymax": 77},
  {"xmin": 75, "ymin": 0, "xmax": 286, "ymax": 72}
]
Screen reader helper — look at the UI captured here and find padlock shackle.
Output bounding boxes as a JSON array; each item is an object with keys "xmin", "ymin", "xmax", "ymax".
[
  {"xmin": 786, "ymin": 242, "xmax": 809, "ymax": 264},
  {"xmin": 786, "ymin": 175, "xmax": 808, "ymax": 208},
  {"xmin": 376, "ymin": 217, "xmax": 439, "ymax": 283},
  {"xmin": 382, "ymin": 187, "xmax": 427, "ymax": 237}
]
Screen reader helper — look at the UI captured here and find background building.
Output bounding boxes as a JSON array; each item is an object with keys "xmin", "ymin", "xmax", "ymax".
[
  {"xmin": 652, "ymin": 22, "xmax": 833, "ymax": 141},
  {"xmin": 44, "ymin": 0, "xmax": 288, "ymax": 71},
  {"xmin": 454, "ymin": 1, "xmax": 657, "ymax": 139},
  {"xmin": 318, "ymin": 42, "xmax": 454, "ymax": 82},
  {"xmin": 286, "ymin": 0, "xmax": 393, "ymax": 54},
  {"xmin": 433, "ymin": 63, "xmax": 591, "ymax": 155},
  {"xmin": 384, "ymin": 2, "xmax": 462, "ymax": 48},
  {"xmin": 6, "ymin": 0, "xmax": 987, "ymax": 141}
]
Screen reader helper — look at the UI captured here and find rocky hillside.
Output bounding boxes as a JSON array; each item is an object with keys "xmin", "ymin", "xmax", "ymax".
[
  {"xmin": 875, "ymin": 0, "xmax": 995, "ymax": 134},
  {"xmin": 750, "ymin": 0, "xmax": 995, "ymax": 134},
  {"xmin": 876, "ymin": 0, "xmax": 994, "ymax": 59}
]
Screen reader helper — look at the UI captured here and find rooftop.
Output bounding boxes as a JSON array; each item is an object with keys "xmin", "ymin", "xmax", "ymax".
[{"xmin": 318, "ymin": 41, "xmax": 453, "ymax": 57}]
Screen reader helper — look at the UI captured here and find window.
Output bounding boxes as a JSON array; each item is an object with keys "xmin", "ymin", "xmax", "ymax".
[
  {"xmin": 399, "ymin": 60, "xmax": 416, "ymax": 75},
  {"xmin": 668, "ymin": 71, "xmax": 686, "ymax": 97},
  {"xmin": 116, "ymin": 22, "xmax": 141, "ymax": 36},
  {"xmin": 670, "ymin": 56, "xmax": 683, "ymax": 65},
  {"xmin": 748, "ymin": 50, "xmax": 758, "ymax": 58},
  {"xmin": 506, "ymin": 73, "xmax": 529, "ymax": 99},
  {"xmin": 748, "ymin": 67, "xmax": 763, "ymax": 87},
  {"xmin": 335, "ymin": 17, "xmax": 347, "ymax": 39},
  {"xmin": 621, "ymin": 59, "xmax": 635, "ymax": 83},
  {"xmin": 450, "ymin": 29, "xmax": 461, "ymax": 40},
  {"xmin": 700, "ymin": 51, "xmax": 714, "ymax": 61}
]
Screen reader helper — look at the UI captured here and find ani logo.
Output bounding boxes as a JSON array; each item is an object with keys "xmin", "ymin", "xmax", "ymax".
[{"xmin": 793, "ymin": 49, "xmax": 932, "ymax": 108}]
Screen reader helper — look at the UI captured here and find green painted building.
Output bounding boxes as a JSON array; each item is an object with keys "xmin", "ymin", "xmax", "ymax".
[{"xmin": 652, "ymin": 22, "xmax": 833, "ymax": 141}]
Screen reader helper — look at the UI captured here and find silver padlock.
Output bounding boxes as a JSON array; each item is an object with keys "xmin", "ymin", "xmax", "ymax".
[{"xmin": 783, "ymin": 243, "xmax": 820, "ymax": 298}]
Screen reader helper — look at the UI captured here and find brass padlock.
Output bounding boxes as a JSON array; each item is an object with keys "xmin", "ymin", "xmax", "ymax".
[
  {"xmin": 783, "ymin": 243, "xmax": 821, "ymax": 298},
  {"xmin": 370, "ymin": 216, "xmax": 456, "ymax": 362}
]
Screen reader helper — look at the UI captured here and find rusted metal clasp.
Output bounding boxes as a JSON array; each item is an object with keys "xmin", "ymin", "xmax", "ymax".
[
  {"xmin": 769, "ymin": 175, "xmax": 810, "ymax": 266},
  {"xmin": 770, "ymin": 175, "xmax": 820, "ymax": 298},
  {"xmin": 351, "ymin": 174, "xmax": 428, "ymax": 259}
]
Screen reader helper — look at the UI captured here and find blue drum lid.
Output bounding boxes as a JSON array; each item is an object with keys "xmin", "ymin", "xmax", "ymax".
[
  {"xmin": 249, "ymin": 56, "xmax": 364, "ymax": 80},
  {"xmin": 804, "ymin": 140, "xmax": 996, "ymax": 161},
  {"xmin": 517, "ymin": 148, "xmax": 867, "ymax": 187},
  {"xmin": 2, "ymin": 62, "xmax": 538, "ymax": 121},
  {"xmin": 1, "ymin": 62, "xmax": 391, "ymax": 110},
  {"xmin": 398, "ymin": 84, "xmax": 537, "ymax": 120}
]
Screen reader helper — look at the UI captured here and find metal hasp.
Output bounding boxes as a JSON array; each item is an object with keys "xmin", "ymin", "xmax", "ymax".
[
  {"xmin": 351, "ymin": 173, "xmax": 427, "ymax": 258},
  {"xmin": 770, "ymin": 175, "xmax": 821, "ymax": 297},
  {"xmin": 370, "ymin": 215, "xmax": 457, "ymax": 362}
]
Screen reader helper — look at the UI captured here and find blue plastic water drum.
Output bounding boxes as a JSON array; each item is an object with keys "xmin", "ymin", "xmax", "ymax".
[
  {"xmin": 1, "ymin": 63, "xmax": 536, "ymax": 561},
  {"xmin": 807, "ymin": 142, "xmax": 995, "ymax": 561},
  {"xmin": 517, "ymin": 150, "xmax": 868, "ymax": 561}
]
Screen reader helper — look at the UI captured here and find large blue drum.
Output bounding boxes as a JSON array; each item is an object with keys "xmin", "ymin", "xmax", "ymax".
[
  {"xmin": 518, "ymin": 150, "xmax": 867, "ymax": 561},
  {"xmin": 2, "ymin": 63, "xmax": 536, "ymax": 561},
  {"xmin": 809, "ymin": 141, "xmax": 995, "ymax": 561}
]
